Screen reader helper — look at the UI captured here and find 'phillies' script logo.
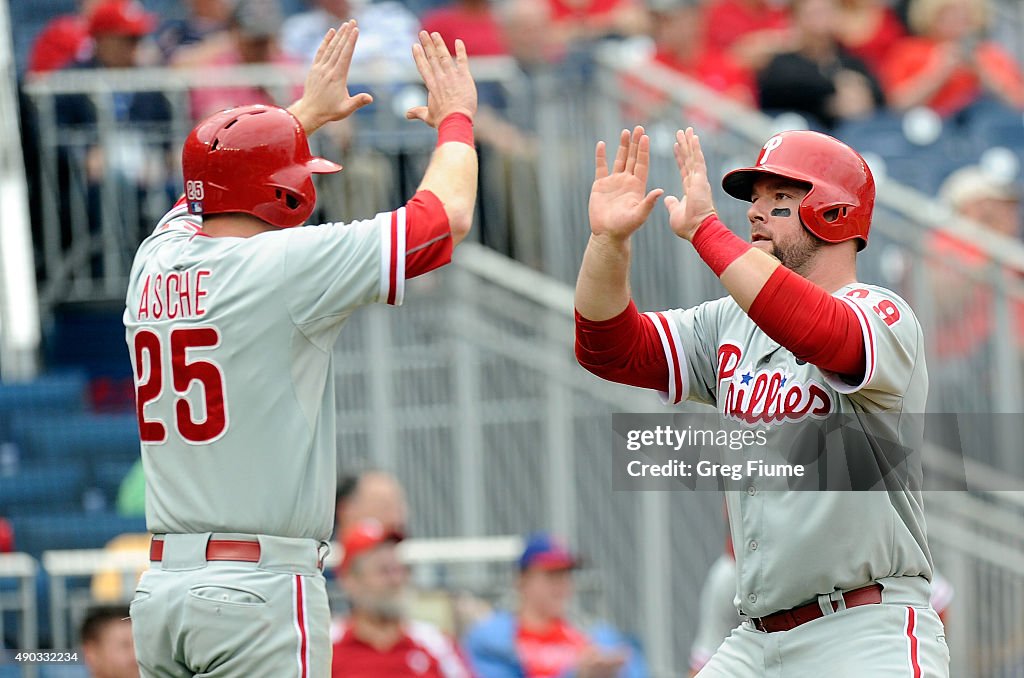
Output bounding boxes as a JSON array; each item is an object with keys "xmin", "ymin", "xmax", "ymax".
[{"xmin": 718, "ymin": 343, "xmax": 833, "ymax": 424}]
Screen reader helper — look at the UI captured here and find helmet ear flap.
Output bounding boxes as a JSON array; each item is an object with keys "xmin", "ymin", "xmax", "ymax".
[
  {"xmin": 259, "ymin": 174, "xmax": 316, "ymax": 227},
  {"xmin": 275, "ymin": 188, "xmax": 302, "ymax": 211},
  {"xmin": 823, "ymin": 208, "xmax": 842, "ymax": 223}
]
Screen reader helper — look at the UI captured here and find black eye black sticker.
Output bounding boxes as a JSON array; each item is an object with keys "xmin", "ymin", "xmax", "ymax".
[{"xmin": 770, "ymin": 208, "xmax": 791, "ymax": 217}]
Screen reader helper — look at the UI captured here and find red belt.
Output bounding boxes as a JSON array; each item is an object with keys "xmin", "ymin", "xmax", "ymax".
[
  {"xmin": 149, "ymin": 538, "xmax": 261, "ymax": 563},
  {"xmin": 751, "ymin": 583, "xmax": 883, "ymax": 633}
]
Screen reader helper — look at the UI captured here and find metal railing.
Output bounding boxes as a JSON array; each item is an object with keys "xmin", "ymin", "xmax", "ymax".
[{"xmin": 0, "ymin": 552, "xmax": 38, "ymax": 653}]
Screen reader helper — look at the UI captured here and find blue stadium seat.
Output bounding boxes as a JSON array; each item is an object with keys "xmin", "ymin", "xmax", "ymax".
[
  {"xmin": 835, "ymin": 113, "xmax": 913, "ymax": 157},
  {"xmin": 40, "ymin": 665, "xmax": 89, "ymax": 678},
  {"xmin": 8, "ymin": 513, "xmax": 147, "ymax": 559},
  {"xmin": 0, "ymin": 663, "xmax": 26, "ymax": 678},
  {"xmin": 92, "ymin": 460, "xmax": 135, "ymax": 503},
  {"xmin": 0, "ymin": 373, "xmax": 86, "ymax": 413},
  {"xmin": 0, "ymin": 373, "xmax": 87, "ymax": 443},
  {"xmin": 9, "ymin": 413, "xmax": 140, "ymax": 464},
  {"xmin": 44, "ymin": 305, "xmax": 132, "ymax": 381},
  {"xmin": 0, "ymin": 462, "xmax": 88, "ymax": 515},
  {"xmin": 880, "ymin": 154, "xmax": 961, "ymax": 195}
]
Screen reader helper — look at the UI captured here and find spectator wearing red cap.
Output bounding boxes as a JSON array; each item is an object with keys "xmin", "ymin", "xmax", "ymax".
[
  {"xmin": 43, "ymin": 0, "xmax": 170, "ymax": 275},
  {"xmin": 331, "ymin": 520, "xmax": 472, "ymax": 677},
  {"xmin": 52, "ymin": 0, "xmax": 168, "ymax": 140},
  {"xmin": 463, "ymin": 532, "xmax": 648, "ymax": 678}
]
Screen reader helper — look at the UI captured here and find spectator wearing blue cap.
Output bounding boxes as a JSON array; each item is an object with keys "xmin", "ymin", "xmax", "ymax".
[{"xmin": 462, "ymin": 532, "xmax": 648, "ymax": 678}]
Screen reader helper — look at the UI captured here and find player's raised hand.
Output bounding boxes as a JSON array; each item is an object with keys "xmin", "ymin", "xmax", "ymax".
[
  {"xmin": 589, "ymin": 126, "xmax": 664, "ymax": 241},
  {"xmin": 407, "ymin": 31, "xmax": 477, "ymax": 127},
  {"xmin": 664, "ymin": 127, "xmax": 717, "ymax": 241},
  {"xmin": 290, "ymin": 21, "xmax": 374, "ymax": 133}
]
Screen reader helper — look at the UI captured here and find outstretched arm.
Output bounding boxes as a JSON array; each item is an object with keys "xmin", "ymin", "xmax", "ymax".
[
  {"xmin": 406, "ymin": 31, "xmax": 479, "ymax": 246},
  {"xmin": 287, "ymin": 21, "xmax": 374, "ymax": 136},
  {"xmin": 575, "ymin": 127, "xmax": 668, "ymax": 391},
  {"xmin": 575, "ymin": 126, "xmax": 663, "ymax": 320}
]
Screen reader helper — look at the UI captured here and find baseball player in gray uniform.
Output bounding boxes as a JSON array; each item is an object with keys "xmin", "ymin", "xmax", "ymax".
[
  {"xmin": 574, "ymin": 126, "xmax": 949, "ymax": 676},
  {"xmin": 123, "ymin": 24, "xmax": 478, "ymax": 677}
]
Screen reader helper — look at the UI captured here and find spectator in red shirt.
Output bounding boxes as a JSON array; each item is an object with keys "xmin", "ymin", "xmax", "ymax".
[
  {"xmin": 881, "ymin": 0, "xmax": 1024, "ymax": 116},
  {"xmin": 648, "ymin": 0, "xmax": 756, "ymax": 106},
  {"xmin": 332, "ymin": 520, "xmax": 472, "ymax": 678},
  {"xmin": 548, "ymin": 0, "xmax": 650, "ymax": 46},
  {"xmin": 836, "ymin": 0, "xmax": 907, "ymax": 76},
  {"xmin": 26, "ymin": 0, "xmax": 105, "ymax": 75},
  {"xmin": 463, "ymin": 532, "xmax": 648, "ymax": 678},
  {"xmin": 701, "ymin": 0, "xmax": 793, "ymax": 71},
  {"xmin": 422, "ymin": 0, "xmax": 509, "ymax": 57},
  {"xmin": 929, "ymin": 165, "xmax": 1023, "ymax": 363}
]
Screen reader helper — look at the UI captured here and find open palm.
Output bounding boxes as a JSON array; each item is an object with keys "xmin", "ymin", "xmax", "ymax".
[
  {"xmin": 588, "ymin": 127, "xmax": 663, "ymax": 240},
  {"xmin": 664, "ymin": 127, "xmax": 717, "ymax": 240},
  {"xmin": 302, "ymin": 21, "xmax": 374, "ymax": 125}
]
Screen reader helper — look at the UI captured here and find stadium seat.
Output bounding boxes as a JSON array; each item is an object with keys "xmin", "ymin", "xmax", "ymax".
[
  {"xmin": 91, "ymin": 461, "xmax": 135, "ymax": 504},
  {"xmin": 835, "ymin": 113, "xmax": 913, "ymax": 157},
  {"xmin": 44, "ymin": 304, "xmax": 132, "ymax": 380},
  {"xmin": 9, "ymin": 413, "xmax": 140, "ymax": 464},
  {"xmin": 0, "ymin": 373, "xmax": 86, "ymax": 414},
  {"xmin": 39, "ymin": 665, "xmax": 90, "ymax": 678},
  {"xmin": 880, "ymin": 150, "xmax": 982, "ymax": 195},
  {"xmin": 0, "ymin": 372, "xmax": 87, "ymax": 442},
  {"xmin": 0, "ymin": 462, "xmax": 88, "ymax": 515},
  {"xmin": 8, "ymin": 513, "xmax": 146, "ymax": 559}
]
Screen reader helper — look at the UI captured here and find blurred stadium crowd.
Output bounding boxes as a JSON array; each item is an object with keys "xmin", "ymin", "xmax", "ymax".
[{"xmin": 2, "ymin": 0, "xmax": 1024, "ymax": 676}]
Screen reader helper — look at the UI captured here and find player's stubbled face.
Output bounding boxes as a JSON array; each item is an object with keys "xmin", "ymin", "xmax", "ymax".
[{"xmin": 748, "ymin": 177, "xmax": 820, "ymax": 274}]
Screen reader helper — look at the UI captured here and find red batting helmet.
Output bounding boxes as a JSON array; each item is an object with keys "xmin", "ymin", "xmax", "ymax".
[
  {"xmin": 721, "ymin": 131, "xmax": 875, "ymax": 249},
  {"xmin": 182, "ymin": 104, "xmax": 341, "ymax": 229}
]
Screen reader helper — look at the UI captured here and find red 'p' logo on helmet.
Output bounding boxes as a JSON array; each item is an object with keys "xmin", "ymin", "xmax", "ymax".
[{"xmin": 758, "ymin": 136, "xmax": 784, "ymax": 166}]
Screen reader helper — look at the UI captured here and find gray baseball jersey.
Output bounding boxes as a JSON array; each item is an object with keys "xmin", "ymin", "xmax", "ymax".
[
  {"xmin": 124, "ymin": 197, "xmax": 408, "ymax": 541},
  {"xmin": 646, "ymin": 283, "xmax": 931, "ymax": 618}
]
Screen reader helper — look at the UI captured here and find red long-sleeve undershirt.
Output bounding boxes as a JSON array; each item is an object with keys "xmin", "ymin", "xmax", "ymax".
[{"xmin": 575, "ymin": 220, "xmax": 866, "ymax": 391}]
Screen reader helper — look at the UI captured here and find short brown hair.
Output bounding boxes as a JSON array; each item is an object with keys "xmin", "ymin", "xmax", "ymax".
[{"xmin": 80, "ymin": 605, "xmax": 130, "ymax": 645}]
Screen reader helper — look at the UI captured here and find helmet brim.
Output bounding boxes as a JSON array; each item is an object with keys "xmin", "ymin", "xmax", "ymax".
[
  {"xmin": 722, "ymin": 166, "xmax": 813, "ymax": 203},
  {"xmin": 306, "ymin": 156, "xmax": 343, "ymax": 174}
]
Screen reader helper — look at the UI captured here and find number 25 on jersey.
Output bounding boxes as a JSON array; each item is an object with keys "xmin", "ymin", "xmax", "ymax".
[{"xmin": 132, "ymin": 327, "xmax": 228, "ymax": 444}]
